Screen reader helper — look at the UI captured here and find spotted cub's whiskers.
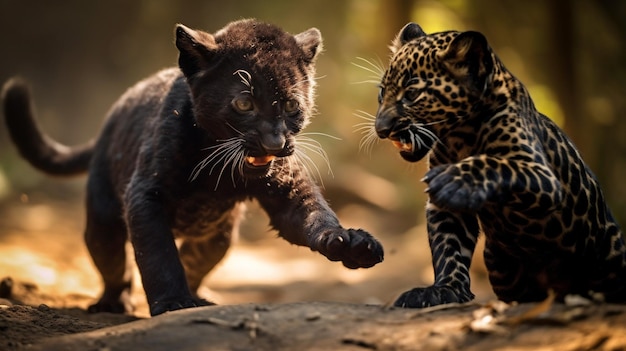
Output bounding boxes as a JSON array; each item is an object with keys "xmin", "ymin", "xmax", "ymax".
[
  {"xmin": 354, "ymin": 110, "xmax": 379, "ymax": 155},
  {"xmin": 351, "ymin": 56, "xmax": 386, "ymax": 85}
]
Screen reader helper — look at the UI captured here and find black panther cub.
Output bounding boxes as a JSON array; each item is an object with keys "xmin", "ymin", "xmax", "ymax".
[{"xmin": 2, "ymin": 19, "xmax": 384, "ymax": 316}]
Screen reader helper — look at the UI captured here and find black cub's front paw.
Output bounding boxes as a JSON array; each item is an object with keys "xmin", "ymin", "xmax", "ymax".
[
  {"xmin": 423, "ymin": 164, "xmax": 491, "ymax": 211},
  {"xmin": 394, "ymin": 285, "xmax": 474, "ymax": 308},
  {"xmin": 88, "ymin": 288, "xmax": 133, "ymax": 314},
  {"xmin": 317, "ymin": 228, "xmax": 384, "ymax": 269},
  {"xmin": 150, "ymin": 296, "xmax": 214, "ymax": 316},
  {"xmin": 88, "ymin": 299, "xmax": 133, "ymax": 314}
]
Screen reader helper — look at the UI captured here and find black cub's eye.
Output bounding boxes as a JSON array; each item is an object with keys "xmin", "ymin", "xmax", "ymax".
[
  {"xmin": 232, "ymin": 96, "xmax": 254, "ymax": 113},
  {"xmin": 284, "ymin": 99, "xmax": 299, "ymax": 115},
  {"xmin": 403, "ymin": 88, "xmax": 421, "ymax": 104}
]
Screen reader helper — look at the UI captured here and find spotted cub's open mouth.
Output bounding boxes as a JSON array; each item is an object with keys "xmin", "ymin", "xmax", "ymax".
[
  {"xmin": 245, "ymin": 155, "xmax": 276, "ymax": 167},
  {"xmin": 392, "ymin": 140, "xmax": 413, "ymax": 152}
]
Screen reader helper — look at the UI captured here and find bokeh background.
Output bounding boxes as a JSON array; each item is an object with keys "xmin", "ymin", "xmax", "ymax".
[{"xmin": 0, "ymin": 0, "xmax": 624, "ymax": 315}]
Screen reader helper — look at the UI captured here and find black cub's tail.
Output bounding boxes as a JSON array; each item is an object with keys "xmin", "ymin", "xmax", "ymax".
[{"xmin": 2, "ymin": 78, "xmax": 94, "ymax": 176}]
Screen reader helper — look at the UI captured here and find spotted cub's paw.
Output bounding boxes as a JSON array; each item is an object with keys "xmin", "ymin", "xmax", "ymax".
[
  {"xmin": 423, "ymin": 164, "xmax": 493, "ymax": 211},
  {"xmin": 316, "ymin": 228, "xmax": 384, "ymax": 269},
  {"xmin": 394, "ymin": 285, "xmax": 474, "ymax": 308},
  {"xmin": 150, "ymin": 296, "xmax": 215, "ymax": 316}
]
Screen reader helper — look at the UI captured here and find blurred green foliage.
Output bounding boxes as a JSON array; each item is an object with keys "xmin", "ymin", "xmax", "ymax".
[{"xmin": 0, "ymin": 0, "xmax": 624, "ymax": 231}]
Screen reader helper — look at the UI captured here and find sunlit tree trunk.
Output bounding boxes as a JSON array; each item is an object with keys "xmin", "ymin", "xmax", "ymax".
[
  {"xmin": 545, "ymin": 1, "xmax": 588, "ymax": 154},
  {"xmin": 379, "ymin": 0, "xmax": 414, "ymax": 43}
]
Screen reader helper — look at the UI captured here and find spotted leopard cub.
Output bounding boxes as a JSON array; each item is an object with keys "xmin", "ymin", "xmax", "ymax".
[{"xmin": 373, "ymin": 23, "xmax": 626, "ymax": 307}]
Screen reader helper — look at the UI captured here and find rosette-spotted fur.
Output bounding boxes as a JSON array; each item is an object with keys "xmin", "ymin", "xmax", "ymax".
[{"xmin": 373, "ymin": 23, "xmax": 625, "ymax": 307}]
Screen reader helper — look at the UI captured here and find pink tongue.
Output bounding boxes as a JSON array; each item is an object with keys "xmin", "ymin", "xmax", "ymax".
[{"xmin": 246, "ymin": 155, "xmax": 276, "ymax": 166}]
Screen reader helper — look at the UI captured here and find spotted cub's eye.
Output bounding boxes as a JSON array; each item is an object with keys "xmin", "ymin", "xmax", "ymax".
[
  {"xmin": 377, "ymin": 86, "xmax": 385, "ymax": 104},
  {"xmin": 232, "ymin": 96, "xmax": 254, "ymax": 113},
  {"xmin": 284, "ymin": 99, "xmax": 299, "ymax": 115},
  {"xmin": 403, "ymin": 88, "xmax": 421, "ymax": 104}
]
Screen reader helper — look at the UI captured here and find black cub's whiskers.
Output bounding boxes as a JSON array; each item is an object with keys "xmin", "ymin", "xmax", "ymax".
[{"xmin": 189, "ymin": 137, "xmax": 246, "ymax": 190}]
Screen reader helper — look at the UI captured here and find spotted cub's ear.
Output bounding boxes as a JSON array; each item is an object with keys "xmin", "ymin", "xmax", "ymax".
[
  {"xmin": 294, "ymin": 28, "xmax": 323, "ymax": 64},
  {"xmin": 175, "ymin": 24, "xmax": 219, "ymax": 79},
  {"xmin": 438, "ymin": 31, "xmax": 494, "ymax": 95},
  {"xmin": 391, "ymin": 23, "xmax": 426, "ymax": 54}
]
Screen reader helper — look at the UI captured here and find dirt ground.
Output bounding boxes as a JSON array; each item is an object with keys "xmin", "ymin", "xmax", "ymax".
[
  {"xmin": 2, "ymin": 280, "xmax": 626, "ymax": 351},
  {"xmin": 1, "ymin": 195, "xmax": 626, "ymax": 350}
]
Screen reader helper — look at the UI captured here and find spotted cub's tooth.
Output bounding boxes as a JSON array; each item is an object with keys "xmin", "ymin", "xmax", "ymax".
[{"xmin": 392, "ymin": 140, "xmax": 412, "ymax": 151}]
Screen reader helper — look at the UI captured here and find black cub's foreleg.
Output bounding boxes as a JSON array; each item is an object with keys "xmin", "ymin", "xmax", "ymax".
[
  {"xmin": 253, "ymin": 165, "xmax": 384, "ymax": 272},
  {"xmin": 124, "ymin": 174, "xmax": 211, "ymax": 316}
]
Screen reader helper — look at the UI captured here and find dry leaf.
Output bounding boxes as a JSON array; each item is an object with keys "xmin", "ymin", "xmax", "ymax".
[{"xmin": 504, "ymin": 289, "xmax": 556, "ymax": 326}]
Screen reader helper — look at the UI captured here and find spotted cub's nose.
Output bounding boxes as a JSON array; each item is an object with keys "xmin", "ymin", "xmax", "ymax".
[{"xmin": 375, "ymin": 107, "xmax": 397, "ymax": 139}]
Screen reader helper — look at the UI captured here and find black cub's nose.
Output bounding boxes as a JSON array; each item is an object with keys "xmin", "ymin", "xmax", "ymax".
[{"xmin": 260, "ymin": 134, "xmax": 286, "ymax": 154}]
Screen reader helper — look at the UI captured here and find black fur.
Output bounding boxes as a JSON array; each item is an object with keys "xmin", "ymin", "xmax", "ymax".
[{"xmin": 2, "ymin": 19, "xmax": 384, "ymax": 316}]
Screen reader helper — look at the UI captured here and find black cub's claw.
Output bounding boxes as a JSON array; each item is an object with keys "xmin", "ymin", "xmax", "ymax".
[
  {"xmin": 394, "ymin": 285, "xmax": 474, "ymax": 308},
  {"xmin": 318, "ymin": 228, "xmax": 384, "ymax": 269},
  {"xmin": 87, "ymin": 289, "xmax": 134, "ymax": 314},
  {"xmin": 423, "ymin": 164, "xmax": 489, "ymax": 211},
  {"xmin": 150, "ymin": 296, "xmax": 214, "ymax": 316}
]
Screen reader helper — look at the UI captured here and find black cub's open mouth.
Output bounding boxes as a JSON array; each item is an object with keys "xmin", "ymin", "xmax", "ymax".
[{"xmin": 245, "ymin": 155, "xmax": 276, "ymax": 167}]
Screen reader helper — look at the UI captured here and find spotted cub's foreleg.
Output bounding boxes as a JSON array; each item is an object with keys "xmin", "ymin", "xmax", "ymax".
[
  {"xmin": 424, "ymin": 155, "xmax": 563, "ymax": 213},
  {"xmin": 394, "ymin": 207, "xmax": 478, "ymax": 307},
  {"xmin": 396, "ymin": 155, "xmax": 564, "ymax": 308}
]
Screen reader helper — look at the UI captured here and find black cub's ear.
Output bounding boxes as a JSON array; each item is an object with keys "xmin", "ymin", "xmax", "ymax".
[
  {"xmin": 294, "ymin": 28, "xmax": 323, "ymax": 63},
  {"xmin": 438, "ymin": 31, "xmax": 494, "ymax": 95},
  {"xmin": 175, "ymin": 24, "xmax": 219, "ymax": 79},
  {"xmin": 391, "ymin": 23, "xmax": 426, "ymax": 54}
]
